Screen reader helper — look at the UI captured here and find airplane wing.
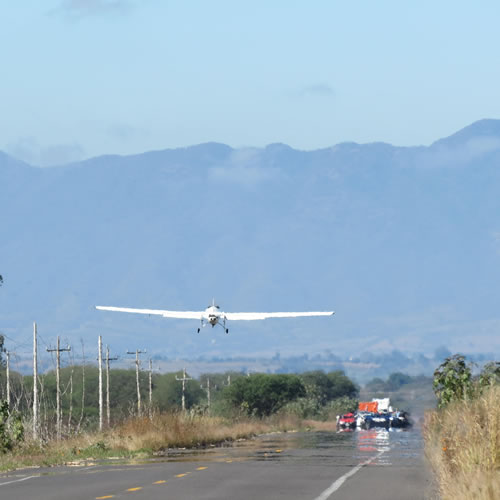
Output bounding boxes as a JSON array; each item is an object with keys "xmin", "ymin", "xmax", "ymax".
[
  {"xmin": 96, "ymin": 306, "xmax": 202, "ymax": 319},
  {"xmin": 224, "ymin": 311, "xmax": 335, "ymax": 320}
]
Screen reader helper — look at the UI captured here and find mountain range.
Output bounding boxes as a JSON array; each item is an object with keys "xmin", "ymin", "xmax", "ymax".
[{"xmin": 1, "ymin": 119, "xmax": 500, "ymax": 362}]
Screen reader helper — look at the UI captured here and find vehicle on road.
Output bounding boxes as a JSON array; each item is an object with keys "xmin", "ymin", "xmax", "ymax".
[
  {"xmin": 337, "ymin": 412, "xmax": 356, "ymax": 430},
  {"xmin": 355, "ymin": 398, "xmax": 411, "ymax": 429}
]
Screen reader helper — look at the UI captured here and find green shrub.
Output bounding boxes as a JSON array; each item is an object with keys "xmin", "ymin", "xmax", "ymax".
[
  {"xmin": 0, "ymin": 401, "xmax": 24, "ymax": 453},
  {"xmin": 282, "ymin": 397, "xmax": 321, "ymax": 419},
  {"xmin": 433, "ymin": 354, "xmax": 474, "ymax": 408}
]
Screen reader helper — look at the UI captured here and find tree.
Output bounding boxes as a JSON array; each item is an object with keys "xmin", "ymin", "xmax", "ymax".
[
  {"xmin": 300, "ymin": 371, "xmax": 332, "ymax": 405},
  {"xmin": 299, "ymin": 370, "xmax": 358, "ymax": 404},
  {"xmin": 152, "ymin": 372, "xmax": 204, "ymax": 411},
  {"xmin": 225, "ymin": 374, "xmax": 305, "ymax": 417},
  {"xmin": 365, "ymin": 377, "xmax": 386, "ymax": 392},
  {"xmin": 433, "ymin": 354, "xmax": 473, "ymax": 408},
  {"xmin": 197, "ymin": 371, "xmax": 244, "ymax": 401},
  {"xmin": 326, "ymin": 371, "xmax": 358, "ymax": 399},
  {"xmin": 386, "ymin": 372, "xmax": 412, "ymax": 391},
  {"xmin": 478, "ymin": 361, "xmax": 500, "ymax": 388}
]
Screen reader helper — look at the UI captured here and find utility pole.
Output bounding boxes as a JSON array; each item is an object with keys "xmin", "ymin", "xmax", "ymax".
[
  {"xmin": 33, "ymin": 322, "xmax": 38, "ymax": 440},
  {"xmin": 105, "ymin": 346, "xmax": 118, "ymax": 427},
  {"xmin": 47, "ymin": 336, "xmax": 71, "ymax": 440},
  {"xmin": 175, "ymin": 368, "xmax": 192, "ymax": 412},
  {"xmin": 205, "ymin": 377, "xmax": 211, "ymax": 411},
  {"xmin": 5, "ymin": 351, "xmax": 10, "ymax": 409},
  {"xmin": 127, "ymin": 349, "xmax": 146, "ymax": 416},
  {"xmin": 148, "ymin": 359, "xmax": 153, "ymax": 420},
  {"xmin": 98, "ymin": 336, "xmax": 103, "ymax": 431}
]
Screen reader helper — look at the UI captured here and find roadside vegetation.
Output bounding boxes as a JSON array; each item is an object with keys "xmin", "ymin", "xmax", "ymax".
[
  {"xmin": 0, "ymin": 412, "xmax": 302, "ymax": 471},
  {"xmin": 0, "ymin": 339, "xmax": 359, "ymax": 471},
  {"xmin": 424, "ymin": 355, "xmax": 500, "ymax": 500}
]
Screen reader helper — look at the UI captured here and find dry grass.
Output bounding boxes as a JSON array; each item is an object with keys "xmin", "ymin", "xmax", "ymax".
[
  {"xmin": 0, "ymin": 412, "xmax": 303, "ymax": 471},
  {"xmin": 106, "ymin": 413, "xmax": 273, "ymax": 452},
  {"xmin": 423, "ymin": 385, "xmax": 500, "ymax": 500},
  {"xmin": 301, "ymin": 420, "xmax": 338, "ymax": 432}
]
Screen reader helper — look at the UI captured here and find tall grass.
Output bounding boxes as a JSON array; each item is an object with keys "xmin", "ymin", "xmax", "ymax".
[
  {"xmin": 0, "ymin": 412, "xmax": 302, "ymax": 471},
  {"xmin": 424, "ymin": 385, "xmax": 500, "ymax": 500},
  {"xmin": 107, "ymin": 413, "xmax": 278, "ymax": 452}
]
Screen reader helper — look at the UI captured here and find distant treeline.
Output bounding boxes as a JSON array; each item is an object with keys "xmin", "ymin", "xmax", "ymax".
[
  {"xmin": 364, "ymin": 372, "xmax": 433, "ymax": 393},
  {"xmin": 0, "ymin": 365, "xmax": 359, "ymax": 426}
]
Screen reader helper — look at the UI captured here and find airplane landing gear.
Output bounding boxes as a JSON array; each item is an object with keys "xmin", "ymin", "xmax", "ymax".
[
  {"xmin": 197, "ymin": 319, "xmax": 206, "ymax": 334},
  {"xmin": 225, "ymin": 328, "xmax": 229, "ymax": 334}
]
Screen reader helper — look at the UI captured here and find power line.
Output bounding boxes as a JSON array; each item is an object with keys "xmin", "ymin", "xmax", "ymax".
[{"xmin": 1, "ymin": 333, "xmax": 32, "ymax": 350}]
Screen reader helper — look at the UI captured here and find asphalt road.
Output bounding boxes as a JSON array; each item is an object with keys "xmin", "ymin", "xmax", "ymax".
[{"xmin": 0, "ymin": 427, "xmax": 434, "ymax": 499}]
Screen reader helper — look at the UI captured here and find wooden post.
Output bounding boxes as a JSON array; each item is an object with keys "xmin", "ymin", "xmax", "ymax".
[
  {"xmin": 207, "ymin": 377, "xmax": 211, "ymax": 411},
  {"xmin": 148, "ymin": 359, "xmax": 153, "ymax": 420},
  {"xmin": 5, "ymin": 351, "xmax": 10, "ymax": 410},
  {"xmin": 135, "ymin": 350, "xmax": 141, "ymax": 416},
  {"xmin": 33, "ymin": 322, "xmax": 38, "ymax": 440},
  {"xmin": 98, "ymin": 336, "xmax": 103, "ymax": 431},
  {"xmin": 56, "ymin": 337, "xmax": 61, "ymax": 438},
  {"xmin": 127, "ymin": 349, "xmax": 145, "ymax": 416},
  {"xmin": 175, "ymin": 368, "xmax": 192, "ymax": 412},
  {"xmin": 47, "ymin": 337, "xmax": 71, "ymax": 440},
  {"xmin": 105, "ymin": 346, "xmax": 118, "ymax": 427}
]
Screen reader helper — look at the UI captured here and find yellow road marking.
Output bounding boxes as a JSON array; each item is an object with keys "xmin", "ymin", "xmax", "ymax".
[
  {"xmin": 153, "ymin": 480, "xmax": 166, "ymax": 484},
  {"xmin": 275, "ymin": 449, "xmax": 282, "ymax": 453},
  {"xmin": 175, "ymin": 473, "xmax": 189, "ymax": 478},
  {"xmin": 127, "ymin": 487, "xmax": 142, "ymax": 492},
  {"xmin": 196, "ymin": 466, "xmax": 208, "ymax": 470},
  {"xmin": 96, "ymin": 496, "xmax": 114, "ymax": 499},
  {"xmin": 225, "ymin": 459, "xmax": 233, "ymax": 463}
]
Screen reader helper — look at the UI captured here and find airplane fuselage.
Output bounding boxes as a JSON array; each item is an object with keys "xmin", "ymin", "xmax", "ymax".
[{"xmin": 205, "ymin": 305, "xmax": 222, "ymax": 326}]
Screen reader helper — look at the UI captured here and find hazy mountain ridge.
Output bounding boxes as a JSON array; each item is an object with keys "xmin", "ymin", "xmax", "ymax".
[{"xmin": 1, "ymin": 120, "xmax": 500, "ymax": 362}]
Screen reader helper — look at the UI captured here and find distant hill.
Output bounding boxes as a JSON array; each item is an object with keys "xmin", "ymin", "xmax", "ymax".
[{"xmin": 2, "ymin": 120, "xmax": 500, "ymax": 362}]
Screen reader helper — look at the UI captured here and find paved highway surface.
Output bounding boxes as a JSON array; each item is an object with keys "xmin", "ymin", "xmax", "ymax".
[{"xmin": 0, "ymin": 427, "xmax": 434, "ymax": 499}]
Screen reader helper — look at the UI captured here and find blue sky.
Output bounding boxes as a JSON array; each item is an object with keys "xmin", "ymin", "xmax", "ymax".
[{"xmin": 2, "ymin": 1, "xmax": 500, "ymax": 165}]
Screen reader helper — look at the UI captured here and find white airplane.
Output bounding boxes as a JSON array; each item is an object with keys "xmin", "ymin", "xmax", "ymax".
[{"xmin": 96, "ymin": 299, "xmax": 334, "ymax": 334}]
